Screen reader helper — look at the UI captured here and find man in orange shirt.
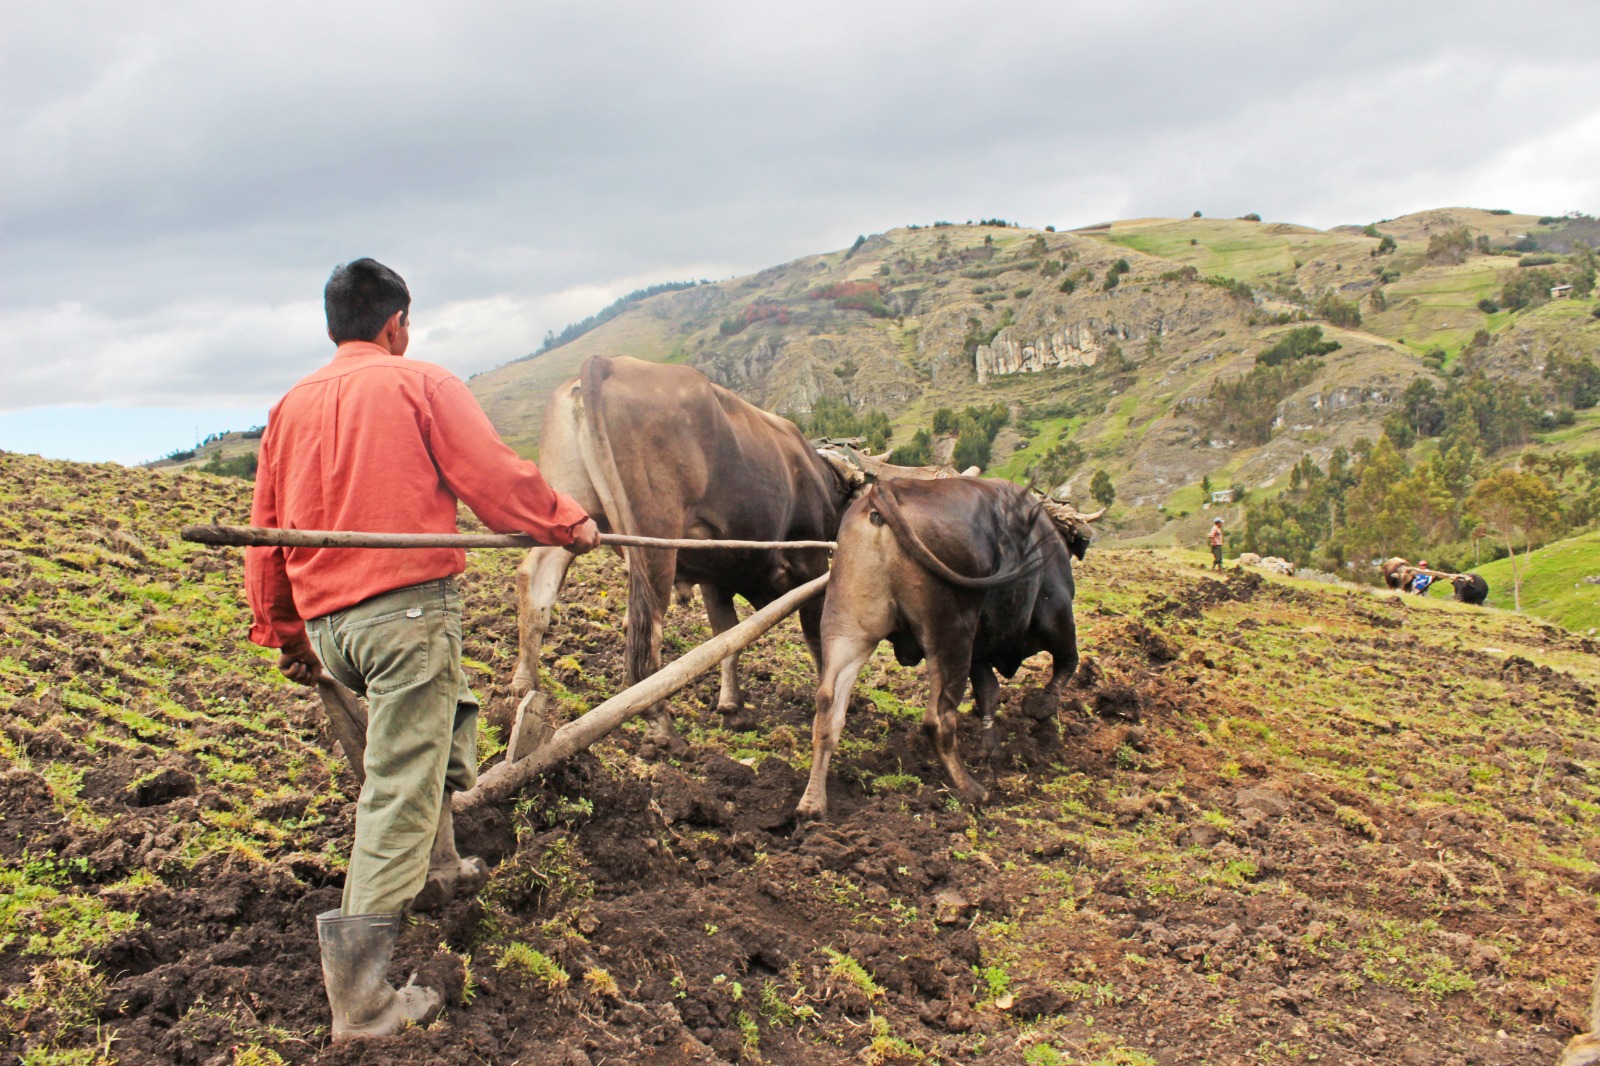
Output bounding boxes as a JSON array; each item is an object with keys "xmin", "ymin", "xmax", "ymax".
[
  {"xmin": 1208, "ymin": 517, "xmax": 1225, "ymax": 571},
  {"xmin": 246, "ymin": 258, "xmax": 598, "ymax": 1040}
]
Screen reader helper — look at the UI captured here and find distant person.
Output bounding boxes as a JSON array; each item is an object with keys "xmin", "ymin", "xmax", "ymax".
[
  {"xmin": 245, "ymin": 258, "xmax": 599, "ymax": 1040},
  {"xmin": 1412, "ymin": 560, "xmax": 1434, "ymax": 596},
  {"xmin": 1208, "ymin": 517, "xmax": 1225, "ymax": 571}
]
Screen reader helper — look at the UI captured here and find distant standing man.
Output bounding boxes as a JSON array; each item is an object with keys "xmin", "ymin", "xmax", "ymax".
[
  {"xmin": 1208, "ymin": 517, "xmax": 1225, "ymax": 571},
  {"xmin": 245, "ymin": 259, "xmax": 599, "ymax": 1040}
]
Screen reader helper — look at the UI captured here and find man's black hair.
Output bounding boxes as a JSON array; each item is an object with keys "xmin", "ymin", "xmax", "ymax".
[{"xmin": 324, "ymin": 258, "xmax": 411, "ymax": 343}]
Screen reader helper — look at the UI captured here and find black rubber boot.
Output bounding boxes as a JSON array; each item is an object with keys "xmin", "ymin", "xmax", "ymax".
[
  {"xmin": 317, "ymin": 910, "xmax": 441, "ymax": 1041},
  {"xmin": 412, "ymin": 795, "xmax": 489, "ymax": 914}
]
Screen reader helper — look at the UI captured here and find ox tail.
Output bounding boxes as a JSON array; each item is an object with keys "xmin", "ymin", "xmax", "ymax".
[
  {"xmin": 578, "ymin": 356, "xmax": 660, "ymax": 685},
  {"xmin": 869, "ymin": 482, "xmax": 1048, "ymax": 590}
]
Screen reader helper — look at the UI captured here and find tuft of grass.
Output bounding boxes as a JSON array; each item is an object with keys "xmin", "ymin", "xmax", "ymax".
[
  {"xmin": 583, "ymin": 967, "xmax": 620, "ymax": 998},
  {"xmin": 869, "ymin": 771, "xmax": 922, "ymax": 794},
  {"xmin": 822, "ymin": 947, "xmax": 884, "ymax": 1000},
  {"xmin": 496, "ymin": 942, "xmax": 570, "ymax": 991},
  {"xmin": 1335, "ymin": 805, "xmax": 1382, "ymax": 841}
]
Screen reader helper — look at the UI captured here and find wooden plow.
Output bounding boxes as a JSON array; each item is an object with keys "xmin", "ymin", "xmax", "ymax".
[{"xmin": 181, "ymin": 524, "xmax": 832, "ymax": 809}]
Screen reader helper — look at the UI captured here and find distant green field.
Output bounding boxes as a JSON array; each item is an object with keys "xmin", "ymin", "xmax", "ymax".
[
  {"xmin": 1473, "ymin": 530, "xmax": 1600, "ymax": 633},
  {"xmin": 1364, "ymin": 262, "xmax": 1501, "ymax": 354},
  {"xmin": 1101, "ymin": 217, "xmax": 1381, "ymax": 283}
]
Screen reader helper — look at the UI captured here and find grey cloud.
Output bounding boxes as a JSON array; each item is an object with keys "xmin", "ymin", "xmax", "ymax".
[{"xmin": 2, "ymin": 0, "xmax": 1597, "ymax": 417}]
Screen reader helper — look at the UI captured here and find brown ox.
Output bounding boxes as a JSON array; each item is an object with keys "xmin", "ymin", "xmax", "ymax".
[
  {"xmin": 797, "ymin": 478, "xmax": 1094, "ymax": 819},
  {"xmin": 513, "ymin": 355, "xmax": 855, "ymax": 751},
  {"xmin": 1380, "ymin": 557, "xmax": 1413, "ymax": 591}
]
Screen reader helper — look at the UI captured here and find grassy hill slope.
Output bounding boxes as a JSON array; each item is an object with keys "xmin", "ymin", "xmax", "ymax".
[
  {"xmin": 4, "ymin": 451, "xmax": 1600, "ymax": 1064},
  {"xmin": 1473, "ymin": 529, "xmax": 1600, "ymax": 633}
]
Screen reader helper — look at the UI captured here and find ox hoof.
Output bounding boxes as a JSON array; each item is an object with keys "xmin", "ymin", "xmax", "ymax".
[
  {"xmin": 510, "ymin": 672, "xmax": 534, "ymax": 699},
  {"xmin": 793, "ymin": 800, "xmax": 828, "ymax": 824},
  {"xmin": 642, "ymin": 727, "xmax": 689, "ymax": 759},
  {"xmin": 718, "ymin": 706, "xmax": 755, "ymax": 733},
  {"xmin": 953, "ymin": 782, "xmax": 989, "ymax": 807}
]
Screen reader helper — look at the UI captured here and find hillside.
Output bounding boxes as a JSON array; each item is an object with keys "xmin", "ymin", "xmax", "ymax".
[
  {"xmin": 4, "ymin": 451, "xmax": 1600, "ymax": 1064},
  {"xmin": 467, "ymin": 209, "xmax": 1600, "ymax": 550},
  {"xmin": 1473, "ymin": 529, "xmax": 1600, "ymax": 633}
]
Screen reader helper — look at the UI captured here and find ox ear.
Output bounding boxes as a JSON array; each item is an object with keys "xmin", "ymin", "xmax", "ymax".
[{"xmin": 1066, "ymin": 525, "xmax": 1091, "ymax": 561}]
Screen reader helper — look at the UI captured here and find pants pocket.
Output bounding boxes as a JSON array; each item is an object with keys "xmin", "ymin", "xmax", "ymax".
[{"xmin": 342, "ymin": 607, "xmax": 431, "ymax": 696}]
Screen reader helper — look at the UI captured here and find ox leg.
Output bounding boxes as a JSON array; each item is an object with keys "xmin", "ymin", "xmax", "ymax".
[
  {"xmin": 1043, "ymin": 615, "xmax": 1081, "ymax": 702},
  {"xmin": 797, "ymin": 597, "xmax": 825, "ymax": 676},
  {"xmin": 971, "ymin": 665, "xmax": 1002, "ymax": 767},
  {"xmin": 700, "ymin": 585, "xmax": 751, "ymax": 730},
  {"xmin": 628, "ymin": 547, "xmax": 687, "ymax": 755},
  {"xmin": 513, "ymin": 547, "xmax": 576, "ymax": 697},
  {"xmin": 923, "ymin": 648, "xmax": 986, "ymax": 806},
  {"xmin": 796, "ymin": 633, "xmax": 876, "ymax": 821}
]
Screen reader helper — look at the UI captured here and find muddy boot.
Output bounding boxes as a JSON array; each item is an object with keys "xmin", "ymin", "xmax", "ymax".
[
  {"xmin": 411, "ymin": 795, "xmax": 489, "ymax": 914},
  {"xmin": 317, "ymin": 910, "xmax": 441, "ymax": 1041}
]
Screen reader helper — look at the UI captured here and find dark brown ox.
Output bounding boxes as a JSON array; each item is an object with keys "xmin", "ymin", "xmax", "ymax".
[
  {"xmin": 513, "ymin": 356, "xmax": 855, "ymax": 751},
  {"xmin": 1450, "ymin": 573, "xmax": 1489, "ymax": 605},
  {"xmin": 797, "ymin": 478, "xmax": 1092, "ymax": 819}
]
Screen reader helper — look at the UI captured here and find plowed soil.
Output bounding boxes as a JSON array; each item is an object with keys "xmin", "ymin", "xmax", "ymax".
[{"xmin": 3, "ymin": 450, "xmax": 1600, "ymax": 1066}]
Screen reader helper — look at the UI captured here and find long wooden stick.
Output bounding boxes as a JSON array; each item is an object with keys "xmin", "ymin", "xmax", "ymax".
[
  {"xmin": 453, "ymin": 571, "xmax": 830, "ymax": 813},
  {"xmin": 180, "ymin": 524, "xmax": 835, "ymax": 551}
]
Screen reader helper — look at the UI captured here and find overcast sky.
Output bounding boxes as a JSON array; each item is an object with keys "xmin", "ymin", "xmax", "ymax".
[{"xmin": 3, "ymin": 0, "xmax": 1597, "ymax": 463}]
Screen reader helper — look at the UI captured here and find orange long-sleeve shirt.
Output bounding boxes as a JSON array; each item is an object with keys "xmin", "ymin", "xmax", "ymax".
[{"xmin": 245, "ymin": 342, "xmax": 588, "ymax": 652}]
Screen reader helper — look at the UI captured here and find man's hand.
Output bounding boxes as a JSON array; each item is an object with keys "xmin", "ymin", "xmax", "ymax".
[
  {"xmin": 278, "ymin": 641, "xmax": 325, "ymax": 686},
  {"xmin": 564, "ymin": 517, "xmax": 601, "ymax": 555}
]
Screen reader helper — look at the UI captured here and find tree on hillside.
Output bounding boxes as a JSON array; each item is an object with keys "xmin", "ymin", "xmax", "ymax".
[
  {"xmin": 1466, "ymin": 468, "xmax": 1563, "ymax": 611},
  {"xmin": 1425, "ymin": 227, "xmax": 1475, "ymax": 265},
  {"xmin": 1090, "ymin": 469, "xmax": 1116, "ymax": 508},
  {"xmin": 888, "ymin": 429, "xmax": 933, "ymax": 467},
  {"xmin": 1339, "ymin": 435, "xmax": 1414, "ymax": 561}
]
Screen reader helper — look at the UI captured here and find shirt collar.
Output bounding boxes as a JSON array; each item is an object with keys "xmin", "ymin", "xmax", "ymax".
[{"xmin": 334, "ymin": 340, "xmax": 401, "ymax": 361}]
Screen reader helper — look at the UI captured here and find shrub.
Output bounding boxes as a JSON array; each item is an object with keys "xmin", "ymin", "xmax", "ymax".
[
  {"xmin": 1517, "ymin": 253, "xmax": 1559, "ymax": 267},
  {"xmin": 1257, "ymin": 326, "xmax": 1340, "ymax": 367},
  {"xmin": 1477, "ymin": 297, "xmax": 1499, "ymax": 314},
  {"xmin": 1500, "ymin": 267, "xmax": 1563, "ymax": 311},
  {"xmin": 1200, "ymin": 359, "xmax": 1323, "ymax": 445},
  {"xmin": 1425, "ymin": 227, "xmax": 1475, "ymax": 265},
  {"xmin": 1160, "ymin": 265, "xmax": 1200, "ymax": 283},
  {"xmin": 1314, "ymin": 293, "xmax": 1362, "ymax": 329},
  {"xmin": 1240, "ymin": 213, "xmax": 1262, "ymax": 222},
  {"xmin": 201, "ymin": 452, "xmax": 259, "ymax": 480},
  {"xmin": 1102, "ymin": 272, "xmax": 1120, "ymax": 291},
  {"xmin": 1204, "ymin": 275, "xmax": 1254, "ymax": 303},
  {"xmin": 888, "ymin": 429, "xmax": 933, "ymax": 466},
  {"xmin": 1090, "ymin": 469, "xmax": 1116, "ymax": 507},
  {"xmin": 1487, "ymin": 208, "xmax": 1512, "ymax": 215}
]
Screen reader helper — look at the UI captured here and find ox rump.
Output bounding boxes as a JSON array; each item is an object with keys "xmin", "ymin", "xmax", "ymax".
[
  {"xmin": 797, "ymin": 477, "xmax": 1093, "ymax": 819},
  {"xmin": 514, "ymin": 355, "xmax": 856, "ymax": 755}
]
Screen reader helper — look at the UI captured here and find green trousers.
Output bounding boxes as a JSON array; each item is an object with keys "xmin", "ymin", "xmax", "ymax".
[{"xmin": 308, "ymin": 577, "xmax": 478, "ymax": 916}]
